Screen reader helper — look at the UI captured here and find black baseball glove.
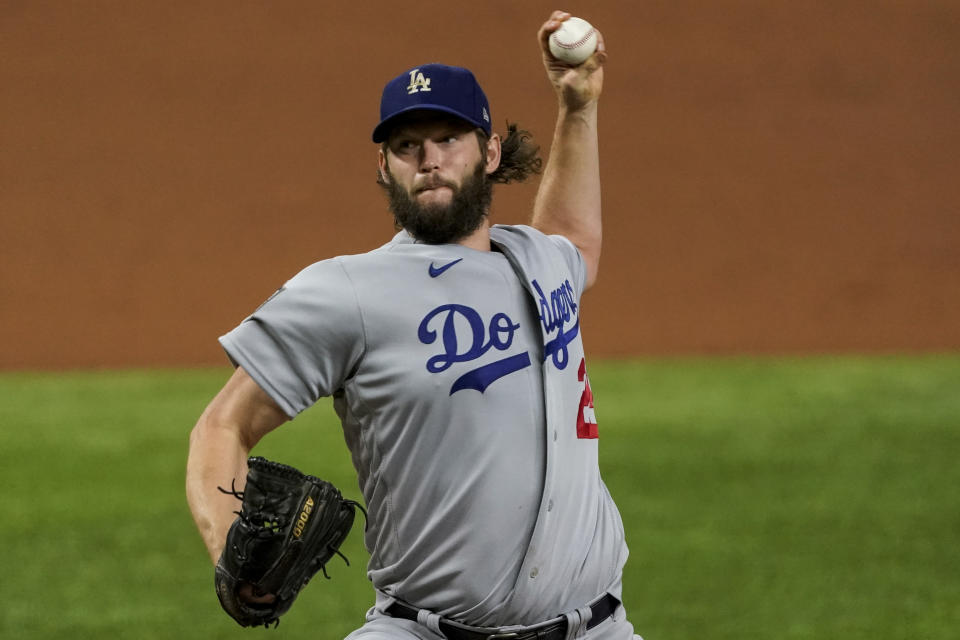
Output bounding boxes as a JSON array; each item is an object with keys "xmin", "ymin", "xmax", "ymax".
[{"xmin": 214, "ymin": 456, "xmax": 364, "ymax": 628}]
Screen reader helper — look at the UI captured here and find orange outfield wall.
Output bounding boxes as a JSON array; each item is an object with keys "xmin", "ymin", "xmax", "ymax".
[{"xmin": 2, "ymin": 1, "xmax": 959, "ymax": 369}]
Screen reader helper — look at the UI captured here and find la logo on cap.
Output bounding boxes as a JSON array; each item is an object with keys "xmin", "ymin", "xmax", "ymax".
[{"xmin": 407, "ymin": 69, "xmax": 432, "ymax": 94}]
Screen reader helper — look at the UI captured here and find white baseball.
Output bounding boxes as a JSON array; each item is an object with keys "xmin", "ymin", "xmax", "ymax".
[{"xmin": 548, "ymin": 17, "xmax": 598, "ymax": 65}]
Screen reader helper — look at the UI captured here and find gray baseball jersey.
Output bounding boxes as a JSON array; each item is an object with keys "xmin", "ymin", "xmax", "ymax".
[{"xmin": 219, "ymin": 224, "xmax": 628, "ymax": 627}]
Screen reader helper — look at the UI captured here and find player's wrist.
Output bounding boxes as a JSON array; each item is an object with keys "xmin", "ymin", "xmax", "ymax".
[
  {"xmin": 556, "ymin": 101, "xmax": 599, "ymax": 128},
  {"xmin": 556, "ymin": 87, "xmax": 601, "ymax": 113}
]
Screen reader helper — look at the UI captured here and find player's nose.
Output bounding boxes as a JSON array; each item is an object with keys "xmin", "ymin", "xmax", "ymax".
[{"xmin": 419, "ymin": 140, "xmax": 442, "ymax": 172}]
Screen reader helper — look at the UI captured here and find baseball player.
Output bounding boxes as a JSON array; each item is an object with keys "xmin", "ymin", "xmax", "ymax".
[{"xmin": 186, "ymin": 11, "xmax": 641, "ymax": 640}]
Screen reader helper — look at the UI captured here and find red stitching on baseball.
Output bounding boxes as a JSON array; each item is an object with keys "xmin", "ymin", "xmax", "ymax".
[{"xmin": 553, "ymin": 27, "xmax": 596, "ymax": 50}]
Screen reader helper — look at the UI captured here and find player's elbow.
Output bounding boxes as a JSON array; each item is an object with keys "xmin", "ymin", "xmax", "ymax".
[
  {"xmin": 189, "ymin": 403, "xmax": 222, "ymax": 445},
  {"xmin": 190, "ymin": 401, "xmax": 251, "ymax": 454}
]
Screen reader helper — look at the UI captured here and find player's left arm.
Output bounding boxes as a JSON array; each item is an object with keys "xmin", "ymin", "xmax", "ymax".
[
  {"xmin": 186, "ymin": 366, "xmax": 288, "ymax": 565},
  {"xmin": 531, "ymin": 11, "xmax": 607, "ymax": 290}
]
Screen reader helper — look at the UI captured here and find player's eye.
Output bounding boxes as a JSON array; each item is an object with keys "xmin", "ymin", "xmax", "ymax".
[{"xmin": 432, "ymin": 133, "xmax": 458, "ymax": 145}]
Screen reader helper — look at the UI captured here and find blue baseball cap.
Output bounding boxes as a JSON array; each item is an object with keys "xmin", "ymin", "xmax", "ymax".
[{"xmin": 372, "ymin": 63, "xmax": 492, "ymax": 143}]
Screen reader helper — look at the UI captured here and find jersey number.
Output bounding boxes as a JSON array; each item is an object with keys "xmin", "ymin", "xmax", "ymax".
[{"xmin": 577, "ymin": 358, "xmax": 598, "ymax": 439}]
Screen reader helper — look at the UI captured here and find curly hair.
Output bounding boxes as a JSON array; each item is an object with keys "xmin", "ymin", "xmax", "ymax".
[
  {"xmin": 482, "ymin": 122, "xmax": 543, "ymax": 184},
  {"xmin": 377, "ymin": 121, "xmax": 542, "ymax": 186}
]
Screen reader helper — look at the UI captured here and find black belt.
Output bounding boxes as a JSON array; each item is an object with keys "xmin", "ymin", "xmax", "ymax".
[{"xmin": 385, "ymin": 593, "xmax": 619, "ymax": 640}]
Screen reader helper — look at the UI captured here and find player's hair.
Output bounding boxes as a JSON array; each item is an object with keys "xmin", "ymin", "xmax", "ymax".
[
  {"xmin": 481, "ymin": 122, "xmax": 542, "ymax": 184},
  {"xmin": 376, "ymin": 121, "xmax": 542, "ymax": 186}
]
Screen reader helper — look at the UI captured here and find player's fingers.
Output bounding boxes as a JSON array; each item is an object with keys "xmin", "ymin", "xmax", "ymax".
[
  {"xmin": 595, "ymin": 28, "xmax": 607, "ymax": 57},
  {"xmin": 558, "ymin": 25, "xmax": 605, "ymax": 76},
  {"xmin": 537, "ymin": 10, "xmax": 572, "ymax": 50},
  {"xmin": 583, "ymin": 29, "xmax": 608, "ymax": 69}
]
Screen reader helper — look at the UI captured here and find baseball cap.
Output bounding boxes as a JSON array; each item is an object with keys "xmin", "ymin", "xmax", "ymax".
[{"xmin": 372, "ymin": 63, "xmax": 492, "ymax": 143}]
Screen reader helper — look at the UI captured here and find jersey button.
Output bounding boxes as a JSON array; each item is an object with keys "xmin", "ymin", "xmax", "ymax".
[
  {"xmin": 547, "ymin": 499, "xmax": 554, "ymax": 512},
  {"xmin": 530, "ymin": 567, "xmax": 539, "ymax": 579},
  {"xmin": 553, "ymin": 430, "xmax": 558, "ymax": 442}
]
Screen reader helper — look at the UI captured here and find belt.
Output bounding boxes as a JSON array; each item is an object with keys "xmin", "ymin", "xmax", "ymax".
[{"xmin": 384, "ymin": 593, "xmax": 619, "ymax": 640}]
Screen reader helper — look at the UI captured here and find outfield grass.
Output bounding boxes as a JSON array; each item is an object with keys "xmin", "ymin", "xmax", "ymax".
[{"xmin": 1, "ymin": 356, "xmax": 958, "ymax": 639}]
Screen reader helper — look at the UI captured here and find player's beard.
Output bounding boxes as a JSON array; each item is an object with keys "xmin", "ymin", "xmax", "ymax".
[{"xmin": 384, "ymin": 161, "xmax": 492, "ymax": 245}]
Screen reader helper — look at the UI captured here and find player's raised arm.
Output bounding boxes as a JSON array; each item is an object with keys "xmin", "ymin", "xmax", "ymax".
[
  {"xmin": 185, "ymin": 366, "xmax": 288, "ymax": 564},
  {"xmin": 531, "ymin": 11, "xmax": 607, "ymax": 290}
]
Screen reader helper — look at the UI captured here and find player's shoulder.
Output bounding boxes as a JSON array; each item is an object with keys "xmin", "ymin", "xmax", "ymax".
[
  {"xmin": 272, "ymin": 257, "xmax": 352, "ymax": 301},
  {"xmin": 290, "ymin": 232, "xmax": 407, "ymax": 273},
  {"xmin": 291, "ymin": 232, "xmax": 428, "ymax": 287},
  {"xmin": 492, "ymin": 224, "xmax": 587, "ymax": 296},
  {"xmin": 491, "ymin": 223, "xmax": 547, "ymax": 243},
  {"xmin": 491, "ymin": 224, "xmax": 580, "ymax": 258}
]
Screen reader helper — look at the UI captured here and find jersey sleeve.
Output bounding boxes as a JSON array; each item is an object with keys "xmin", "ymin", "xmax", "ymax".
[
  {"xmin": 218, "ymin": 258, "xmax": 365, "ymax": 418},
  {"xmin": 547, "ymin": 233, "xmax": 588, "ymax": 299}
]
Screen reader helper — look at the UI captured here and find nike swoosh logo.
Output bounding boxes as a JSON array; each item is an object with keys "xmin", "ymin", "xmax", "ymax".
[{"xmin": 429, "ymin": 258, "xmax": 463, "ymax": 278}]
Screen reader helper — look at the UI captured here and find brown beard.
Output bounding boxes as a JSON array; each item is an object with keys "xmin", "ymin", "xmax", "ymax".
[{"xmin": 383, "ymin": 160, "xmax": 493, "ymax": 244}]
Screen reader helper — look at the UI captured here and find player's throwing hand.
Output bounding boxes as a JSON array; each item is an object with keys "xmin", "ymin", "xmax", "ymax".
[{"xmin": 538, "ymin": 10, "xmax": 607, "ymax": 111}]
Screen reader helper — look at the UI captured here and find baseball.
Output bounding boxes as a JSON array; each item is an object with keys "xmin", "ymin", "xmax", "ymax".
[{"xmin": 548, "ymin": 17, "xmax": 598, "ymax": 65}]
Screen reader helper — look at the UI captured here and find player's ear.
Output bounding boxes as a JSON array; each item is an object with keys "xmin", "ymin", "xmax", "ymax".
[
  {"xmin": 377, "ymin": 149, "xmax": 391, "ymax": 184},
  {"xmin": 484, "ymin": 133, "xmax": 501, "ymax": 175}
]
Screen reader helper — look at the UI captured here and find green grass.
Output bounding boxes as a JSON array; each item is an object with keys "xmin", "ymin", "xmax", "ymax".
[{"xmin": 1, "ymin": 356, "xmax": 958, "ymax": 639}]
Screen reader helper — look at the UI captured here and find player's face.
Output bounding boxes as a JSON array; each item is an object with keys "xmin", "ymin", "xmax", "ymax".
[
  {"xmin": 378, "ymin": 116, "xmax": 497, "ymax": 244},
  {"xmin": 380, "ymin": 116, "xmax": 490, "ymax": 207}
]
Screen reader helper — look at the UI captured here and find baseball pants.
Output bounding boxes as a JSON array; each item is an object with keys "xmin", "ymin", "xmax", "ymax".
[{"xmin": 344, "ymin": 603, "xmax": 643, "ymax": 640}]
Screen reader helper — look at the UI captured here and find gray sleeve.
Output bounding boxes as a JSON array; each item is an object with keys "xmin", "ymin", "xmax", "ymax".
[
  {"xmin": 547, "ymin": 234, "xmax": 588, "ymax": 299},
  {"xmin": 218, "ymin": 258, "xmax": 365, "ymax": 418}
]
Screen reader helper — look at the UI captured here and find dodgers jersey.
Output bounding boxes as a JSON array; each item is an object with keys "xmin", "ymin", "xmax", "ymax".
[{"xmin": 219, "ymin": 224, "xmax": 628, "ymax": 627}]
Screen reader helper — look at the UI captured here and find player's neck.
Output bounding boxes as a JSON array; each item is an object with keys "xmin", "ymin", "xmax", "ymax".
[{"xmin": 455, "ymin": 219, "xmax": 492, "ymax": 252}]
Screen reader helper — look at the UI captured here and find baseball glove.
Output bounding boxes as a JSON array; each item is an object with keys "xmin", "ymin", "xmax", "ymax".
[{"xmin": 214, "ymin": 456, "xmax": 364, "ymax": 628}]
